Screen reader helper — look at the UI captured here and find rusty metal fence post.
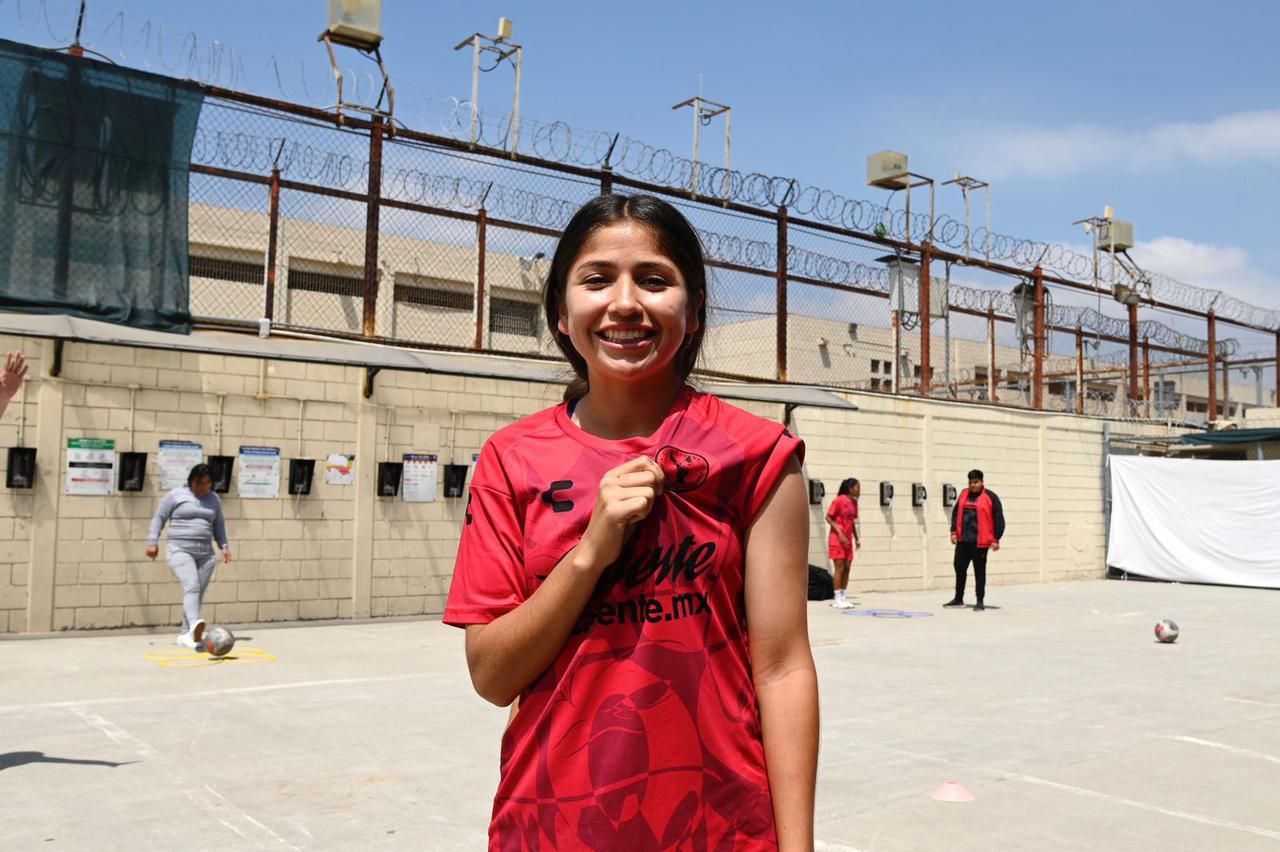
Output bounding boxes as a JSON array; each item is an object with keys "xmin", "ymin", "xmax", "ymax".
[
  {"xmin": 776, "ymin": 205, "xmax": 788, "ymax": 382},
  {"xmin": 1142, "ymin": 337, "xmax": 1151, "ymax": 418},
  {"xmin": 361, "ymin": 116, "xmax": 385, "ymax": 339},
  {"xmin": 475, "ymin": 205, "xmax": 488, "ymax": 349},
  {"xmin": 264, "ymin": 164, "xmax": 281, "ymax": 323},
  {"xmin": 1075, "ymin": 325, "xmax": 1084, "ymax": 414},
  {"xmin": 1033, "ymin": 266, "xmax": 1045, "ymax": 409},
  {"xmin": 920, "ymin": 245, "xmax": 931, "ymax": 396},
  {"xmin": 1207, "ymin": 311, "xmax": 1217, "ymax": 421},
  {"xmin": 1127, "ymin": 301, "xmax": 1139, "ymax": 414}
]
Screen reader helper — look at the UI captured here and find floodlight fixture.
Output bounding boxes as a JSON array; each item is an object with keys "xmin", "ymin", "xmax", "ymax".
[
  {"xmin": 866, "ymin": 151, "xmax": 934, "ymax": 245},
  {"xmin": 319, "ymin": 0, "xmax": 394, "ymax": 121}
]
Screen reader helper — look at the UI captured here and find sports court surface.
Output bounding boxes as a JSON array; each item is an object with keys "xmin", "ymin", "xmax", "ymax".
[{"xmin": 2, "ymin": 579, "xmax": 1277, "ymax": 851}]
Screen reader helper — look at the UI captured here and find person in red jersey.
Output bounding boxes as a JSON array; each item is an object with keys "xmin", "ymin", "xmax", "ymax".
[
  {"xmin": 445, "ymin": 194, "xmax": 819, "ymax": 851},
  {"xmin": 825, "ymin": 478, "xmax": 861, "ymax": 609}
]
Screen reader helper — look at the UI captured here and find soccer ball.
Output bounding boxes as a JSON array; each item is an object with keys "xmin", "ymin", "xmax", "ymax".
[
  {"xmin": 203, "ymin": 625, "xmax": 236, "ymax": 657},
  {"xmin": 1154, "ymin": 619, "xmax": 1179, "ymax": 643}
]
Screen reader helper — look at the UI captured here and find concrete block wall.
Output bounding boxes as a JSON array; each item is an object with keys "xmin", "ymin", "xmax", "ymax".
[{"xmin": 0, "ymin": 329, "xmax": 1179, "ymax": 634}]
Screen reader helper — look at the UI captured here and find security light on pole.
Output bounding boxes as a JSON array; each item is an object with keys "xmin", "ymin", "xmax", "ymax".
[
  {"xmin": 319, "ymin": 0, "xmax": 394, "ymax": 121},
  {"xmin": 866, "ymin": 151, "xmax": 934, "ymax": 245}
]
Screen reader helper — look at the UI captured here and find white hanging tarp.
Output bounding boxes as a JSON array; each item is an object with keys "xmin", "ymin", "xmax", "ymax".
[{"xmin": 1107, "ymin": 456, "xmax": 1280, "ymax": 588}]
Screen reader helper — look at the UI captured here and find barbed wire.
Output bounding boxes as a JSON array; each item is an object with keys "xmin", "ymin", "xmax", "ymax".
[{"xmin": 13, "ymin": 0, "xmax": 1273, "ymax": 330}]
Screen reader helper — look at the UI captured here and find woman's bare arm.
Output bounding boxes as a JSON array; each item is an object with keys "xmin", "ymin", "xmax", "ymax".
[{"xmin": 745, "ymin": 456, "xmax": 819, "ymax": 852}]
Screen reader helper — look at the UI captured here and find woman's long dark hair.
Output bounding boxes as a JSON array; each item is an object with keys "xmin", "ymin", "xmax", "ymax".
[
  {"xmin": 838, "ymin": 478, "xmax": 859, "ymax": 497},
  {"xmin": 543, "ymin": 194, "xmax": 709, "ymax": 402}
]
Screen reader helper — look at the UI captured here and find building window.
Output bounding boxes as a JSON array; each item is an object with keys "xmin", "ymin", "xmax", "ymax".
[
  {"xmin": 870, "ymin": 359, "xmax": 880, "ymax": 374},
  {"xmin": 395, "ymin": 284, "xmax": 473, "ymax": 311},
  {"xmin": 190, "ymin": 256, "xmax": 264, "ymax": 285},
  {"xmin": 912, "ymin": 366, "xmax": 935, "ymax": 380},
  {"xmin": 490, "ymin": 298, "xmax": 540, "ymax": 337},
  {"xmin": 288, "ymin": 269, "xmax": 362, "ymax": 297},
  {"xmin": 870, "ymin": 378, "xmax": 882, "ymax": 390},
  {"xmin": 1186, "ymin": 399, "xmax": 1208, "ymax": 414}
]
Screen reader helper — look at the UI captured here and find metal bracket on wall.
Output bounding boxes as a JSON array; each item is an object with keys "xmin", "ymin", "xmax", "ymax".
[
  {"xmin": 364, "ymin": 366, "xmax": 381, "ymax": 399},
  {"xmin": 52, "ymin": 338, "xmax": 64, "ymax": 377}
]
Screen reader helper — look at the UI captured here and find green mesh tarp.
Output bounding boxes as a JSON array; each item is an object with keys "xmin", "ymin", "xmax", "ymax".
[{"xmin": 0, "ymin": 39, "xmax": 204, "ymax": 333}]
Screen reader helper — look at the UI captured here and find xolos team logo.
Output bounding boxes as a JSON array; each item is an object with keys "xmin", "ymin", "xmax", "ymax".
[{"xmin": 654, "ymin": 446, "xmax": 709, "ymax": 493}]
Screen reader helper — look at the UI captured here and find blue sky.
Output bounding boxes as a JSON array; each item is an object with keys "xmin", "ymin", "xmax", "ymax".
[{"xmin": 5, "ymin": 0, "xmax": 1278, "ymax": 315}]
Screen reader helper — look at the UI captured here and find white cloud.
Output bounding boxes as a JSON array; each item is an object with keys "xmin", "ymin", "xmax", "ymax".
[
  {"xmin": 961, "ymin": 109, "xmax": 1280, "ymax": 179},
  {"xmin": 1129, "ymin": 236, "xmax": 1280, "ymax": 310}
]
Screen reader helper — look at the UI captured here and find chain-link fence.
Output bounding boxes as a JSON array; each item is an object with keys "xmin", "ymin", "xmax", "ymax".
[{"xmin": 178, "ymin": 90, "xmax": 1280, "ymax": 422}]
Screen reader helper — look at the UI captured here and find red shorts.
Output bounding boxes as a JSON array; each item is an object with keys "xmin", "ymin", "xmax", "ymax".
[{"xmin": 828, "ymin": 533, "xmax": 854, "ymax": 562}]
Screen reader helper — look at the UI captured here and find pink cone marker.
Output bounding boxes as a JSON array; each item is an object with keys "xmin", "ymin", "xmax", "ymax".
[{"xmin": 930, "ymin": 780, "xmax": 975, "ymax": 802}]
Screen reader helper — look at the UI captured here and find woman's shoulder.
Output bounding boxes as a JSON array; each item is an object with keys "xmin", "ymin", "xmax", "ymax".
[
  {"xmin": 481, "ymin": 405, "xmax": 564, "ymax": 459},
  {"xmin": 688, "ymin": 389, "xmax": 796, "ymax": 446}
]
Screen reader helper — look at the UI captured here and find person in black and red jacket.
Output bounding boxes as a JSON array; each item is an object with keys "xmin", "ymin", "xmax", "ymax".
[{"xmin": 944, "ymin": 469, "xmax": 1005, "ymax": 611}]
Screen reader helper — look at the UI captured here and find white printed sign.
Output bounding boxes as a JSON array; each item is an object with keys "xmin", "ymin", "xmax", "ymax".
[
  {"xmin": 324, "ymin": 453, "xmax": 356, "ymax": 486},
  {"xmin": 237, "ymin": 446, "xmax": 281, "ymax": 499},
  {"xmin": 66, "ymin": 438, "xmax": 115, "ymax": 496},
  {"xmin": 158, "ymin": 440, "xmax": 204, "ymax": 491},
  {"xmin": 402, "ymin": 453, "xmax": 439, "ymax": 503}
]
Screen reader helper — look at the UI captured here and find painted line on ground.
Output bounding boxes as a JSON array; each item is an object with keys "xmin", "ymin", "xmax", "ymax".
[
  {"xmin": 1018, "ymin": 775, "xmax": 1280, "ymax": 841},
  {"xmin": 1166, "ymin": 735, "xmax": 1280, "ymax": 766},
  {"xmin": 0, "ymin": 673, "xmax": 432, "ymax": 714},
  {"xmin": 69, "ymin": 706, "xmax": 300, "ymax": 849}
]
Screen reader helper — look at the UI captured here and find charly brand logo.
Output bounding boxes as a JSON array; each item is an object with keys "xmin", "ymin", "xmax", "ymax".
[
  {"xmin": 540, "ymin": 480, "xmax": 575, "ymax": 513},
  {"xmin": 654, "ymin": 446, "xmax": 709, "ymax": 493}
]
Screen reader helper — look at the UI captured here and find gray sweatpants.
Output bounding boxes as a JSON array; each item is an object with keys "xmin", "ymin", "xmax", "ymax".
[{"xmin": 166, "ymin": 542, "xmax": 218, "ymax": 633}]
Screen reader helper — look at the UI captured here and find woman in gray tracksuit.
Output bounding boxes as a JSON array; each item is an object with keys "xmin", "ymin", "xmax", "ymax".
[{"xmin": 146, "ymin": 463, "xmax": 232, "ymax": 648}]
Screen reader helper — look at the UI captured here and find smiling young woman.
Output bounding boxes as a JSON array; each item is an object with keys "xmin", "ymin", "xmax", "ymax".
[{"xmin": 445, "ymin": 194, "xmax": 818, "ymax": 851}]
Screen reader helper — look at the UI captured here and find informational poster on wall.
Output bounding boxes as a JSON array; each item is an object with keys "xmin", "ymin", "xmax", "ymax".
[
  {"xmin": 158, "ymin": 440, "xmax": 204, "ymax": 491},
  {"xmin": 402, "ymin": 453, "xmax": 439, "ymax": 503},
  {"xmin": 324, "ymin": 453, "xmax": 356, "ymax": 486},
  {"xmin": 66, "ymin": 438, "xmax": 116, "ymax": 496},
  {"xmin": 237, "ymin": 446, "xmax": 281, "ymax": 499}
]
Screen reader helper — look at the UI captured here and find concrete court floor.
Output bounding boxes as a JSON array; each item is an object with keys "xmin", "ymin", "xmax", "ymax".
[{"xmin": 1, "ymin": 579, "xmax": 1278, "ymax": 851}]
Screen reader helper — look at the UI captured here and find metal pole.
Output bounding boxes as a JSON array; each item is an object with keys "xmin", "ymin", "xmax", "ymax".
[
  {"xmin": 475, "ymin": 206, "xmax": 487, "ymax": 349},
  {"xmin": 601, "ymin": 169, "xmax": 613, "ymax": 195},
  {"xmin": 691, "ymin": 99, "xmax": 701, "ymax": 195},
  {"xmin": 1127, "ymin": 301, "xmax": 1139, "ymax": 414},
  {"xmin": 920, "ymin": 245, "xmax": 931, "ymax": 396},
  {"xmin": 509, "ymin": 46, "xmax": 523, "ymax": 154},
  {"xmin": 1222, "ymin": 357, "xmax": 1230, "ymax": 418},
  {"xmin": 361, "ymin": 117, "xmax": 384, "ymax": 339},
  {"xmin": 776, "ymin": 205, "xmax": 788, "ymax": 382},
  {"xmin": 1076, "ymin": 324, "xmax": 1085, "ymax": 415},
  {"xmin": 722, "ymin": 107, "xmax": 732, "ymax": 201},
  {"xmin": 264, "ymin": 165, "xmax": 281, "ymax": 322},
  {"xmin": 469, "ymin": 38, "xmax": 481, "ymax": 146},
  {"xmin": 892, "ymin": 311, "xmax": 901, "ymax": 394},
  {"xmin": 1275, "ymin": 331, "xmax": 1280, "ymax": 407},
  {"xmin": 1207, "ymin": 311, "xmax": 1217, "ymax": 422},
  {"xmin": 987, "ymin": 309, "xmax": 996, "ymax": 402},
  {"xmin": 944, "ymin": 293, "xmax": 952, "ymax": 396},
  {"xmin": 1033, "ymin": 266, "xmax": 1045, "ymax": 410},
  {"xmin": 1142, "ymin": 337, "xmax": 1151, "ymax": 419},
  {"xmin": 984, "ymin": 184, "xmax": 991, "ymax": 262}
]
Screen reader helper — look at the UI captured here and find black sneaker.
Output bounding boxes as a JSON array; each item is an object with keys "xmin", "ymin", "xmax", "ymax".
[
  {"xmin": 974, "ymin": 602, "xmax": 986, "ymax": 611},
  {"xmin": 943, "ymin": 599, "xmax": 965, "ymax": 608}
]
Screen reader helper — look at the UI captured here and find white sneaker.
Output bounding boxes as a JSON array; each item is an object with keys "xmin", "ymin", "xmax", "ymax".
[
  {"xmin": 175, "ymin": 632, "xmax": 199, "ymax": 649},
  {"xmin": 832, "ymin": 598, "xmax": 854, "ymax": 609},
  {"xmin": 190, "ymin": 619, "xmax": 207, "ymax": 644}
]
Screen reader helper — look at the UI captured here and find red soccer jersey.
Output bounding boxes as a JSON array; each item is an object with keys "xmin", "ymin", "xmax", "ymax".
[
  {"xmin": 445, "ymin": 386, "xmax": 804, "ymax": 851},
  {"xmin": 825, "ymin": 494, "xmax": 857, "ymax": 541}
]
